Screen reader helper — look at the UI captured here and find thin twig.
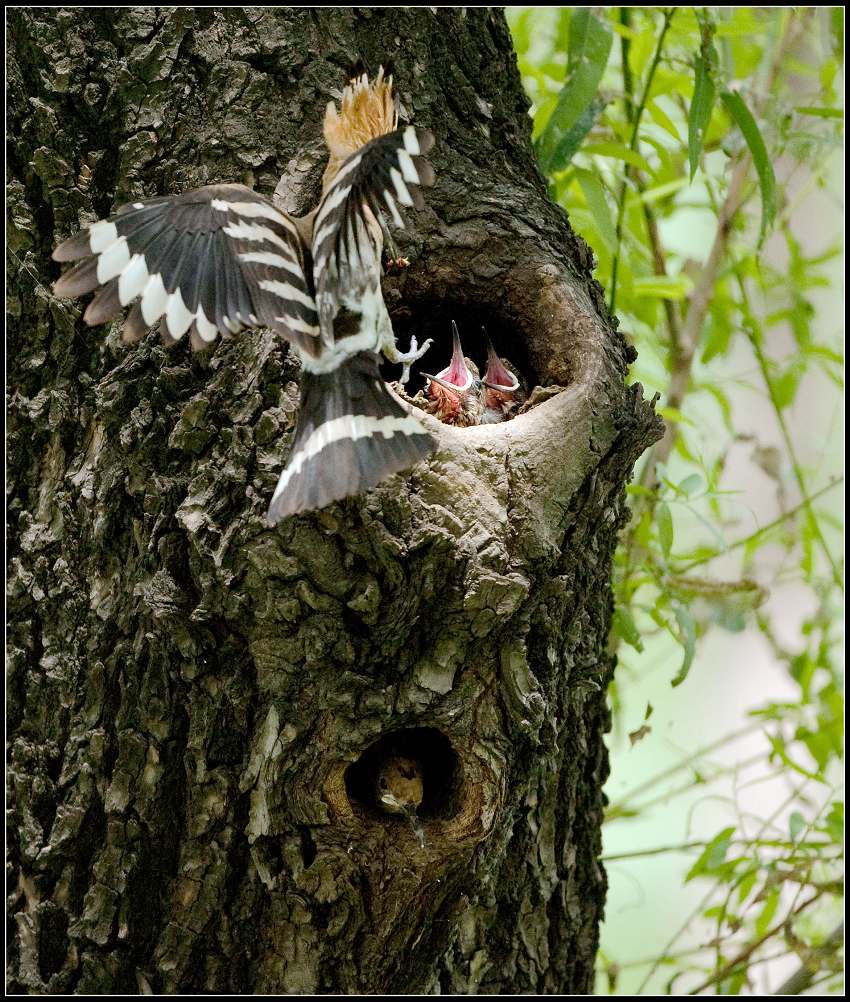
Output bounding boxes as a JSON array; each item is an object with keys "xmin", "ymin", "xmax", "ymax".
[
  {"xmin": 676, "ymin": 477, "xmax": 843, "ymax": 573},
  {"xmin": 636, "ymin": 782, "xmax": 808, "ymax": 992},
  {"xmin": 687, "ymin": 891, "xmax": 825, "ymax": 994},
  {"xmin": 608, "ymin": 722, "xmax": 762, "ymax": 808},
  {"xmin": 732, "ymin": 266, "xmax": 844, "ymax": 590},
  {"xmin": 602, "ymin": 836, "xmax": 834, "ymax": 862},
  {"xmin": 609, "ymin": 7, "xmax": 675, "ymax": 314},
  {"xmin": 773, "ymin": 921, "xmax": 844, "ymax": 994}
]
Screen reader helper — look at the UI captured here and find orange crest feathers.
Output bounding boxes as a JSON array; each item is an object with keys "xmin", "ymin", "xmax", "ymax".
[{"xmin": 322, "ymin": 67, "xmax": 398, "ymax": 189}]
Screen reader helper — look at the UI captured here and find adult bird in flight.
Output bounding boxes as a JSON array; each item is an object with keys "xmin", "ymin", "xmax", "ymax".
[{"xmin": 52, "ymin": 68, "xmax": 438, "ymax": 523}]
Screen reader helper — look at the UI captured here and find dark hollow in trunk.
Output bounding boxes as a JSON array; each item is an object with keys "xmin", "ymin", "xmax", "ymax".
[{"xmin": 6, "ymin": 8, "xmax": 662, "ymax": 994}]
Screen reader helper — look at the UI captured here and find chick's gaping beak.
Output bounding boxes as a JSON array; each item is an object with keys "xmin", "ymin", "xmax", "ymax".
[
  {"xmin": 422, "ymin": 372, "xmax": 467, "ymax": 394},
  {"xmin": 439, "ymin": 320, "xmax": 474, "ymax": 391},
  {"xmin": 482, "ymin": 333, "xmax": 519, "ymax": 393}
]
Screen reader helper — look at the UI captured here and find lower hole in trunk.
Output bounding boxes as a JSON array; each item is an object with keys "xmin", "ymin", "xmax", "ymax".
[{"xmin": 344, "ymin": 727, "xmax": 462, "ymax": 823}]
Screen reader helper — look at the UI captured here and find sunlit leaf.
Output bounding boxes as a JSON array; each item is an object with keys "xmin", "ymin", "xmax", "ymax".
[
  {"xmin": 535, "ymin": 9, "xmax": 613, "ymax": 172},
  {"xmin": 830, "ymin": 7, "xmax": 844, "ymax": 62},
  {"xmin": 582, "ymin": 141, "xmax": 653, "ymax": 173},
  {"xmin": 688, "ymin": 56, "xmax": 715, "ymax": 180},
  {"xmin": 737, "ymin": 869, "xmax": 759, "ymax": 904},
  {"xmin": 772, "ymin": 363, "xmax": 803, "ymax": 409},
  {"xmin": 824, "ymin": 802, "xmax": 843, "ymax": 843},
  {"xmin": 647, "ymin": 98, "xmax": 681, "ymax": 141},
  {"xmin": 671, "ymin": 605, "xmax": 696, "ymax": 687},
  {"xmin": 720, "ymin": 88, "xmax": 777, "ymax": 246},
  {"xmin": 657, "ymin": 502, "xmax": 674, "ymax": 557},
  {"xmin": 686, "ymin": 826, "xmax": 735, "ymax": 880},
  {"xmin": 754, "ymin": 886, "xmax": 781, "ymax": 937},
  {"xmin": 640, "ymin": 177, "xmax": 688, "ymax": 204},
  {"xmin": 633, "ymin": 274, "xmax": 694, "ymax": 300},
  {"xmin": 575, "ymin": 167, "xmax": 617, "ymax": 251},
  {"xmin": 796, "ymin": 105, "xmax": 844, "ymax": 119},
  {"xmin": 613, "ymin": 606, "xmax": 644, "ymax": 652}
]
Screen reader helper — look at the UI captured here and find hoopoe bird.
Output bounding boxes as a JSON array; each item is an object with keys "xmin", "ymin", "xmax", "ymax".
[
  {"xmin": 480, "ymin": 331, "xmax": 526, "ymax": 424},
  {"xmin": 375, "ymin": 753, "xmax": 427, "ymax": 847},
  {"xmin": 52, "ymin": 69, "xmax": 437, "ymax": 523},
  {"xmin": 421, "ymin": 321, "xmax": 484, "ymax": 427}
]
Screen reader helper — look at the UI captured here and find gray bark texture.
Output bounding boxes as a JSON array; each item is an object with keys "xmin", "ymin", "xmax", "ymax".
[{"xmin": 6, "ymin": 7, "xmax": 662, "ymax": 995}]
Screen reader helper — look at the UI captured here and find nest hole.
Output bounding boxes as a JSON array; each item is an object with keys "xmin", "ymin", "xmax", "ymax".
[
  {"xmin": 384, "ymin": 299, "xmax": 536, "ymax": 398},
  {"xmin": 344, "ymin": 727, "xmax": 462, "ymax": 822}
]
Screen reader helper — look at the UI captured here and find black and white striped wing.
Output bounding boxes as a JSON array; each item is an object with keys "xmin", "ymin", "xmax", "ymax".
[
  {"xmin": 311, "ymin": 126, "xmax": 435, "ymax": 344},
  {"xmin": 53, "ymin": 184, "xmax": 319, "ymax": 352}
]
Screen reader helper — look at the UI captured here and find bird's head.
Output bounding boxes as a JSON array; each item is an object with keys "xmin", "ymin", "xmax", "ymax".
[
  {"xmin": 423, "ymin": 321, "xmax": 482, "ymax": 424},
  {"xmin": 322, "ymin": 66, "xmax": 398, "ymax": 190},
  {"xmin": 481, "ymin": 333, "xmax": 525, "ymax": 422},
  {"xmin": 377, "ymin": 755, "xmax": 424, "ymax": 815}
]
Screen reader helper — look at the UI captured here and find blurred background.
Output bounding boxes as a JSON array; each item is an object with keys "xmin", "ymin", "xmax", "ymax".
[{"xmin": 507, "ymin": 7, "xmax": 843, "ymax": 994}]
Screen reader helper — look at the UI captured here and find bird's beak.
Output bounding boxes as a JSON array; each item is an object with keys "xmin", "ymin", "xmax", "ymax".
[
  {"xmin": 422, "ymin": 372, "xmax": 463, "ymax": 394},
  {"xmin": 482, "ymin": 332, "xmax": 519, "ymax": 392},
  {"xmin": 444, "ymin": 320, "xmax": 471, "ymax": 387}
]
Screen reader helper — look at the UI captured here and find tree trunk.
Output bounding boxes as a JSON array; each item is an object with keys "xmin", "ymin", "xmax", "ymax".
[{"xmin": 7, "ymin": 8, "xmax": 661, "ymax": 995}]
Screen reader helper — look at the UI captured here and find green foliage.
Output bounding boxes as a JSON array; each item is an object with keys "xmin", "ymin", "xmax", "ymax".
[
  {"xmin": 535, "ymin": 9, "xmax": 613, "ymax": 172},
  {"xmin": 508, "ymin": 5, "xmax": 843, "ymax": 995}
]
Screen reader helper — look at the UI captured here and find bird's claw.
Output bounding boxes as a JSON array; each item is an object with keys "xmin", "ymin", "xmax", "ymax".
[{"xmin": 395, "ymin": 335, "xmax": 433, "ymax": 385}]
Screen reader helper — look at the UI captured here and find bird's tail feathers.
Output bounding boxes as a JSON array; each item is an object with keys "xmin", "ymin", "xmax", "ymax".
[{"xmin": 268, "ymin": 351, "xmax": 434, "ymax": 522}]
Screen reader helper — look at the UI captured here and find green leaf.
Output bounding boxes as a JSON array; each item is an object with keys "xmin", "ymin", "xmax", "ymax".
[
  {"xmin": 830, "ymin": 7, "xmax": 844, "ymax": 62},
  {"xmin": 657, "ymin": 502, "xmax": 674, "ymax": 557},
  {"xmin": 575, "ymin": 167, "xmax": 617, "ymax": 252},
  {"xmin": 772, "ymin": 363, "xmax": 803, "ymax": 409},
  {"xmin": 656, "ymin": 406, "xmax": 695, "ymax": 426},
  {"xmin": 686, "ymin": 826, "xmax": 735, "ymax": 881},
  {"xmin": 701, "ymin": 309, "xmax": 734, "ymax": 363},
  {"xmin": 633, "ymin": 274, "xmax": 694, "ymax": 300},
  {"xmin": 789, "ymin": 810, "xmax": 805, "ymax": 842},
  {"xmin": 549, "ymin": 96, "xmax": 608, "ymax": 171},
  {"xmin": 671, "ymin": 605, "xmax": 696, "ymax": 687},
  {"xmin": 613, "ymin": 606, "xmax": 644, "ymax": 653},
  {"xmin": 796, "ymin": 105, "xmax": 844, "ymax": 119},
  {"xmin": 714, "ymin": 10, "xmax": 765, "ymax": 37},
  {"xmin": 754, "ymin": 886, "xmax": 781, "ymax": 937},
  {"xmin": 678, "ymin": 474, "xmax": 703, "ymax": 497},
  {"xmin": 688, "ymin": 56, "xmax": 716, "ymax": 180},
  {"xmin": 640, "ymin": 177, "xmax": 688, "ymax": 205},
  {"xmin": 737, "ymin": 869, "xmax": 759, "ymax": 904},
  {"xmin": 824, "ymin": 802, "xmax": 843, "ymax": 843},
  {"xmin": 647, "ymin": 99, "xmax": 681, "ymax": 142},
  {"xmin": 582, "ymin": 141, "xmax": 653, "ymax": 173},
  {"xmin": 535, "ymin": 10, "xmax": 613, "ymax": 173},
  {"xmin": 720, "ymin": 88, "xmax": 777, "ymax": 246}
]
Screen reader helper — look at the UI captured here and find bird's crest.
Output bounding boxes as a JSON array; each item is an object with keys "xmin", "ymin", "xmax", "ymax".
[{"xmin": 322, "ymin": 66, "xmax": 398, "ymax": 189}]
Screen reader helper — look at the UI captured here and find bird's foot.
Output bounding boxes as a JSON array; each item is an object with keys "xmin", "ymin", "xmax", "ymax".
[{"xmin": 388, "ymin": 335, "xmax": 433, "ymax": 384}]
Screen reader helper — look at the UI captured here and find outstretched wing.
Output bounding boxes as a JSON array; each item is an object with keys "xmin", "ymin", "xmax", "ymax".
[
  {"xmin": 53, "ymin": 184, "xmax": 319, "ymax": 352},
  {"xmin": 311, "ymin": 126, "xmax": 435, "ymax": 345}
]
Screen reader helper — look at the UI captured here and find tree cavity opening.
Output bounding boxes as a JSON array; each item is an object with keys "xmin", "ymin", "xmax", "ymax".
[
  {"xmin": 383, "ymin": 298, "xmax": 536, "ymax": 398},
  {"xmin": 344, "ymin": 727, "xmax": 462, "ymax": 822}
]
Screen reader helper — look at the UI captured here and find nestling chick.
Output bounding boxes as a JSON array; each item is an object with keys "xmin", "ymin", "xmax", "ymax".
[
  {"xmin": 375, "ymin": 754, "xmax": 427, "ymax": 847},
  {"xmin": 421, "ymin": 321, "xmax": 484, "ymax": 427},
  {"xmin": 376, "ymin": 755, "xmax": 424, "ymax": 814},
  {"xmin": 481, "ymin": 331, "xmax": 527, "ymax": 424}
]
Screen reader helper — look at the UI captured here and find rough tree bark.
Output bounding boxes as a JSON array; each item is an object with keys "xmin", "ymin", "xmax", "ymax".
[{"xmin": 6, "ymin": 8, "xmax": 662, "ymax": 995}]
